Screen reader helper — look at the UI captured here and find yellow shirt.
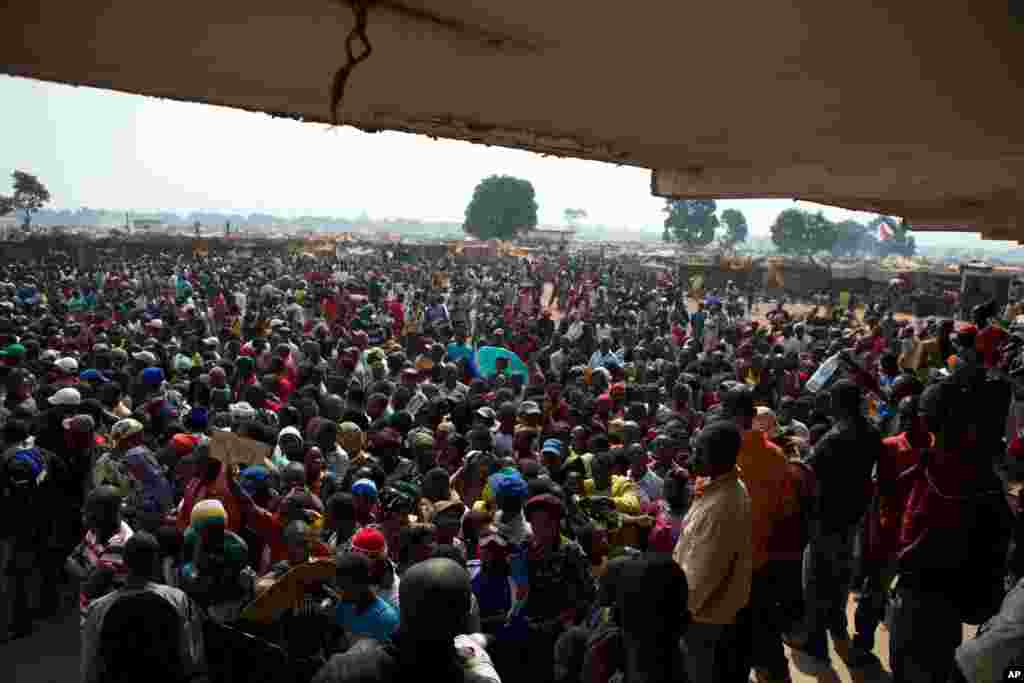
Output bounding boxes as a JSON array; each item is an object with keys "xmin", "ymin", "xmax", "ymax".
[{"xmin": 582, "ymin": 475, "xmax": 641, "ymax": 515}]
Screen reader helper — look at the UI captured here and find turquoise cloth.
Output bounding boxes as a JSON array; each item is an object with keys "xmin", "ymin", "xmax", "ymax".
[{"xmin": 335, "ymin": 596, "xmax": 399, "ymax": 642}]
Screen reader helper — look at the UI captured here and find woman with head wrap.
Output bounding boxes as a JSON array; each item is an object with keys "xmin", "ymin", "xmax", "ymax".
[
  {"xmin": 232, "ymin": 355, "xmax": 257, "ymax": 400},
  {"xmin": 409, "ymin": 428, "xmax": 436, "ymax": 473},
  {"xmin": 342, "ymin": 526, "xmax": 401, "ymax": 611},
  {"xmin": 377, "ymin": 482, "xmax": 420, "ymax": 562},
  {"xmin": 487, "ymin": 469, "xmax": 532, "ymax": 547},
  {"xmin": 452, "ymin": 450, "xmax": 493, "ymax": 510},
  {"xmin": 351, "ymin": 477, "xmax": 380, "ymax": 527},
  {"xmin": 271, "ymin": 425, "xmax": 304, "ymax": 470},
  {"xmin": 431, "ymin": 500, "xmax": 467, "ymax": 552},
  {"xmin": 179, "ymin": 498, "xmax": 253, "ymax": 622},
  {"xmin": 337, "ymin": 422, "xmax": 366, "ymax": 463}
]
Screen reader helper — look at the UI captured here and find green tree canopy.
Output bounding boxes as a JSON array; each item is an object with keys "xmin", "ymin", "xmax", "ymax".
[
  {"xmin": 463, "ymin": 175, "xmax": 538, "ymax": 240},
  {"xmin": 2, "ymin": 171, "xmax": 51, "ymax": 229},
  {"xmin": 719, "ymin": 208, "xmax": 749, "ymax": 247},
  {"xmin": 662, "ymin": 199, "xmax": 719, "ymax": 249},
  {"xmin": 770, "ymin": 208, "xmax": 837, "ymax": 258}
]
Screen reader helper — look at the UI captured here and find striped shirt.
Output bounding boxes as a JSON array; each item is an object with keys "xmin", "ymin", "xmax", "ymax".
[{"xmin": 77, "ymin": 521, "xmax": 134, "ymax": 625}]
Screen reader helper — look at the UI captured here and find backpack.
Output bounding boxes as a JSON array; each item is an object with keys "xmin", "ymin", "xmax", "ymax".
[{"xmin": 0, "ymin": 446, "xmax": 50, "ymax": 542}]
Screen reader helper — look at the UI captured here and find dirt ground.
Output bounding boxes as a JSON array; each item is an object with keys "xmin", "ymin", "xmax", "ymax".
[{"xmin": 785, "ymin": 595, "xmax": 976, "ymax": 683}]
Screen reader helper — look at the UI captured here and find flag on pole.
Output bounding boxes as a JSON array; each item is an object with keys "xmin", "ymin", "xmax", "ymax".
[{"xmin": 878, "ymin": 221, "xmax": 895, "ymax": 241}]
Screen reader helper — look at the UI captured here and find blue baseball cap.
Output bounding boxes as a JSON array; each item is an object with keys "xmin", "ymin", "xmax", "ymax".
[
  {"xmin": 185, "ymin": 407, "xmax": 209, "ymax": 431},
  {"xmin": 80, "ymin": 369, "xmax": 110, "ymax": 383},
  {"xmin": 240, "ymin": 465, "xmax": 272, "ymax": 495},
  {"xmin": 542, "ymin": 439, "xmax": 563, "ymax": 456},
  {"xmin": 352, "ymin": 478, "xmax": 379, "ymax": 499},
  {"xmin": 142, "ymin": 367, "xmax": 165, "ymax": 386},
  {"xmin": 489, "ymin": 471, "xmax": 528, "ymax": 501}
]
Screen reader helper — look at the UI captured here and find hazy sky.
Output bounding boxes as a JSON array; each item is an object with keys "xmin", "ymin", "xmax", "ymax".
[{"xmin": 0, "ymin": 75, "xmax": 990, "ymax": 243}]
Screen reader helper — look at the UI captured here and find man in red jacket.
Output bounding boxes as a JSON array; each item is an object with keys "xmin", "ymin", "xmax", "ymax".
[
  {"xmin": 177, "ymin": 444, "xmax": 244, "ymax": 535},
  {"xmin": 850, "ymin": 395, "xmax": 930, "ymax": 670},
  {"xmin": 888, "ymin": 381, "xmax": 1012, "ymax": 683}
]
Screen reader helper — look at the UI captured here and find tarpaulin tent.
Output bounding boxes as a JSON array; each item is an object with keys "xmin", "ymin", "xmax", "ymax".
[{"xmin": 477, "ymin": 346, "xmax": 529, "ymax": 380}]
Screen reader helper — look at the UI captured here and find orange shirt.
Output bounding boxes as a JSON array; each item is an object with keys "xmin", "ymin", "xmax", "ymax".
[{"xmin": 736, "ymin": 430, "xmax": 790, "ymax": 570}]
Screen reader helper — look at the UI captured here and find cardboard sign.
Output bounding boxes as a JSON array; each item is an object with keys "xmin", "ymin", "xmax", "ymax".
[
  {"xmin": 208, "ymin": 430, "xmax": 274, "ymax": 469},
  {"xmin": 900, "ymin": 336, "xmax": 940, "ymax": 371},
  {"xmin": 242, "ymin": 558, "xmax": 337, "ymax": 624}
]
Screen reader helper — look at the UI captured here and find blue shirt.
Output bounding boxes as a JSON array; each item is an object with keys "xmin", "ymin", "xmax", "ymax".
[
  {"xmin": 470, "ymin": 565, "xmax": 512, "ymax": 618},
  {"xmin": 335, "ymin": 596, "xmax": 399, "ymax": 642}
]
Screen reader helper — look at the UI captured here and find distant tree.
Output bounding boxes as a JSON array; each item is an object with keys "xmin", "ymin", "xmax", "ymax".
[
  {"xmin": 719, "ymin": 208, "xmax": 749, "ymax": 248},
  {"xmin": 831, "ymin": 220, "xmax": 880, "ymax": 257},
  {"xmin": 463, "ymin": 175, "xmax": 539, "ymax": 240},
  {"xmin": 871, "ymin": 216, "xmax": 916, "ymax": 257},
  {"xmin": 663, "ymin": 199, "xmax": 719, "ymax": 250},
  {"xmin": 1, "ymin": 171, "xmax": 51, "ymax": 229},
  {"xmin": 770, "ymin": 208, "xmax": 837, "ymax": 261},
  {"xmin": 564, "ymin": 208, "xmax": 588, "ymax": 227}
]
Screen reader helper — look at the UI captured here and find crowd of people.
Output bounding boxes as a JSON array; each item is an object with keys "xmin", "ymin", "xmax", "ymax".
[{"xmin": 1, "ymin": 246, "xmax": 1023, "ymax": 683}]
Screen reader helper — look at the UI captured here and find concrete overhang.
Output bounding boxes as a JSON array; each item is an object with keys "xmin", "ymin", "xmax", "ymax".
[{"xmin": 2, "ymin": 1, "xmax": 1022, "ymax": 235}]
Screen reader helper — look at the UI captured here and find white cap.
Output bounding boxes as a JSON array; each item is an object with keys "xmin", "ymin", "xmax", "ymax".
[
  {"xmin": 132, "ymin": 350, "xmax": 158, "ymax": 365},
  {"xmin": 229, "ymin": 402, "xmax": 257, "ymax": 420},
  {"xmin": 48, "ymin": 387, "xmax": 82, "ymax": 406},
  {"xmin": 54, "ymin": 357, "xmax": 78, "ymax": 373},
  {"xmin": 753, "ymin": 406, "xmax": 778, "ymax": 433}
]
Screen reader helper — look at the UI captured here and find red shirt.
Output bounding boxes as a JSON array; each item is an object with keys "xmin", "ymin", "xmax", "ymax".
[
  {"xmin": 322, "ymin": 297, "xmax": 338, "ymax": 323},
  {"xmin": 671, "ymin": 324, "xmax": 687, "ymax": 347},
  {"xmin": 976, "ymin": 325, "xmax": 1008, "ymax": 368},
  {"xmin": 177, "ymin": 469, "xmax": 244, "ymax": 534}
]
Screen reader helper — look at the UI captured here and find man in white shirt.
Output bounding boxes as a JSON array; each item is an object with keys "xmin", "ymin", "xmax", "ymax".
[
  {"xmin": 565, "ymin": 317, "xmax": 585, "ymax": 343},
  {"xmin": 549, "ymin": 337, "xmax": 571, "ymax": 380}
]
